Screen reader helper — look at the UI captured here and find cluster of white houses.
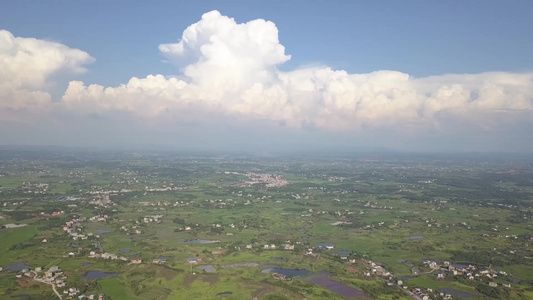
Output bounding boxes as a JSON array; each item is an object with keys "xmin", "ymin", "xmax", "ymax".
[
  {"xmin": 63, "ymin": 219, "xmax": 92, "ymax": 241},
  {"xmin": 8, "ymin": 265, "xmax": 108, "ymax": 299},
  {"xmin": 422, "ymin": 260, "xmax": 513, "ymax": 287},
  {"xmin": 227, "ymin": 172, "xmax": 289, "ymax": 188},
  {"xmin": 88, "ymin": 251, "xmax": 128, "ymax": 261},
  {"xmin": 88, "ymin": 215, "xmax": 108, "ymax": 222}
]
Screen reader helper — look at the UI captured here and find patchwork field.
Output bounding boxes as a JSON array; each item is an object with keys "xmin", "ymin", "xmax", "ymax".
[{"xmin": 0, "ymin": 149, "xmax": 532, "ymax": 299}]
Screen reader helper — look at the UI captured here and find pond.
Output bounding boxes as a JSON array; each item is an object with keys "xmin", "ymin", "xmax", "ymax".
[
  {"xmin": 197, "ymin": 265, "xmax": 216, "ymax": 273},
  {"xmin": 306, "ymin": 275, "xmax": 367, "ymax": 298},
  {"xmin": 406, "ymin": 235, "xmax": 424, "ymax": 240},
  {"xmin": 4, "ymin": 224, "xmax": 27, "ymax": 228},
  {"xmin": 3, "ymin": 263, "xmax": 31, "ymax": 271},
  {"xmin": 180, "ymin": 239, "xmax": 220, "ymax": 244},
  {"xmin": 81, "ymin": 263, "xmax": 91, "ymax": 267},
  {"xmin": 79, "ymin": 271, "xmax": 118, "ymax": 279},
  {"xmin": 216, "ymin": 291, "xmax": 233, "ymax": 296},
  {"xmin": 120, "ymin": 248, "xmax": 131, "ymax": 253},
  {"xmin": 220, "ymin": 263, "xmax": 259, "ymax": 269},
  {"xmin": 273, "ymin": 257, "xmax": 287, "ymax": 262},
  {"xmin": 96, "ymin": 229, "xmax": 111, "ymax": 234},
  {"xmin": 261, "ymin": 267, "xmax": 310, "ymax": 277},
  {"xmin": 439, "ymin": 288, "xmax": 478, "ymax": 298}
]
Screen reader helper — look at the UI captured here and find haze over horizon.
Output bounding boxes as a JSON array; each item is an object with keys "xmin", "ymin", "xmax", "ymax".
[{"xmin": 1, "ymin": 1, "xmax": 532, "ymax": 153}]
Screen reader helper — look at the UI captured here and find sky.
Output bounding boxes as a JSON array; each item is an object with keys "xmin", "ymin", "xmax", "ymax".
[{"xmin": 0, "ymin": 1, "xmax": 532, "ymax": 153}]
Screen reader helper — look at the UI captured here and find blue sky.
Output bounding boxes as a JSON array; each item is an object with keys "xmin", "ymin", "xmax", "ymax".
[
  {"xmin": 0, "ymin": 1, "xmax": 532, "ymax": 152},
  {"xmin": 3, "ymin": 1, "xmax": 532, "ymax": 85}
]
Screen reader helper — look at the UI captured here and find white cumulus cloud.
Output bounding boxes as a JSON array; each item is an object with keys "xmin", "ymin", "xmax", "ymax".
[
  {"xmin": 0, "ymin": 29, "xmax": 94, "ymax": 123},
  {"xmin": 159, "ymin": 10, "xmax": 290, "ymax": 92},
  {"xmin": 0, "ymin": 30, "xmax": 94, "ymax": 88}
]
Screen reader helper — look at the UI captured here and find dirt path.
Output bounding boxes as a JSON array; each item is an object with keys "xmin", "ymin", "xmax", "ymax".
[
  {"xmin": 51, "ymin": 283, "xmax": 62, "ymax": 299},
  {"xmin": 412, "ymin": 266, "xmax": 439, "ymax": 275},
  {"xmin": 311, "ymin": 254, "xmax": 320, "ymax": 272},
  {"xmin": 45, "ymin": 258, "xmax": 61, "ymax": 269}
]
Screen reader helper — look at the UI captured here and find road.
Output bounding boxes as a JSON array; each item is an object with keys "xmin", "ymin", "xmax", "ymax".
[{"xmin": 51, "ymin": 283, "xmax": 62, "ymax": 299}]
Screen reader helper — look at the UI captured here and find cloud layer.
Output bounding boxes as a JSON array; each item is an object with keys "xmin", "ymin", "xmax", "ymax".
[{"xmin": 1, "ymin": 11, "xmax": 533, "ymax": 150}]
